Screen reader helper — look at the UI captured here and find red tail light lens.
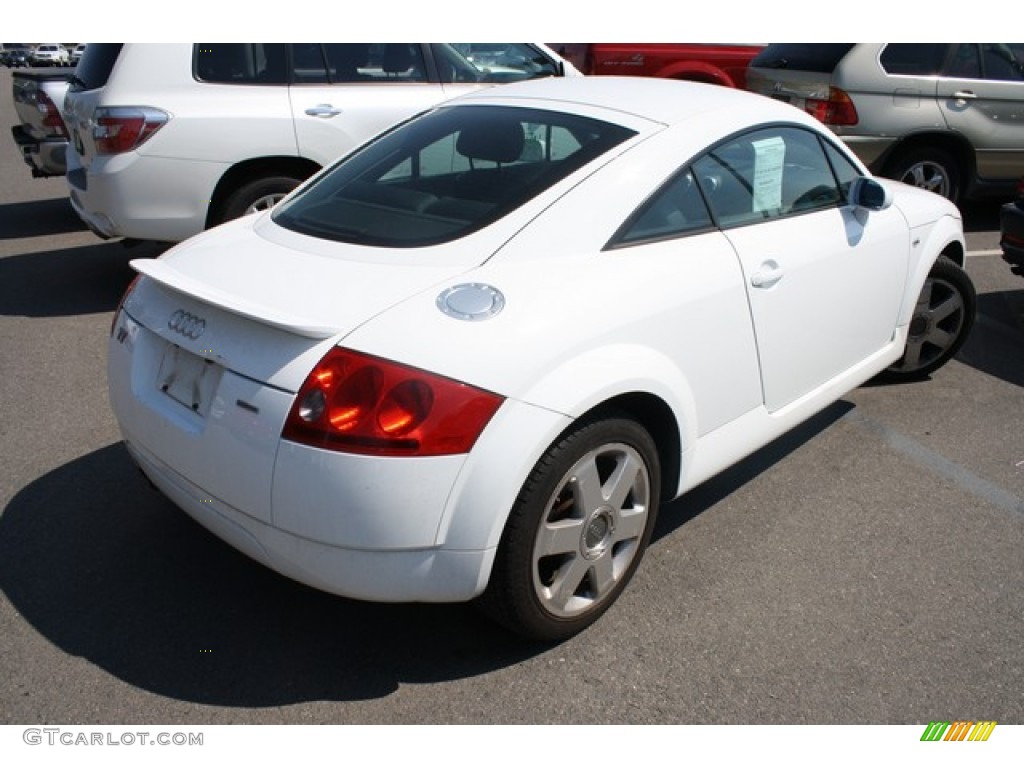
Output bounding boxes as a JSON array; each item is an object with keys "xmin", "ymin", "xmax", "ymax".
[
  {"xmin": 93, "ymin": 107, "xmax": 169, "ymax": 155},
  {"xmin": 283, "ymin": 348, "xmax": 504, "ymax": 456},
  {"xmin": 110, "ymin": 274, "xmax": 143, "ymax": 336},
  {"xmin": 35, "ymin": 91, "xmax": 68, "ymax": 138},
  {"xmin": 804, "ymin": 87, "xmax": 858, "ymax": 126}
]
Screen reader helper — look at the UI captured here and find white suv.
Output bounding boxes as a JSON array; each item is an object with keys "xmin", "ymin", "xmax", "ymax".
[
  {"xmin": 31, "ymin": 44, "xmax": 70, "ymax": 66},
  {"xmin": 64, "ymin": 43, "xmax": 578, "ymax": 243}
]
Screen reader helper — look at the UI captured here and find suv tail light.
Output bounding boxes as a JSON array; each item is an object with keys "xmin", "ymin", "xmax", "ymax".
[
  {"xmin": 93, "ymin": 107, "xmax": 169, "ymax": 154},
  {"xmin": 804, "ymin": 87, "xmax": 858, "ymax": 126},
  {"xmin": 35, "ymin": 90, "xmax": 68, "ymax": 138},
  {"xmin": 283, "ymin": 347, "xmax": 504, "ymax": 457}
]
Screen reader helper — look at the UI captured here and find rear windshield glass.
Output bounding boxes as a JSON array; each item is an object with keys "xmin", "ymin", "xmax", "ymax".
[
  {"xmin": 69, "ymin": 43, "xmax": 123, "ymax": 91},
  {"xmin": 750, "ymin": 44, "xmax": 855, "ymax": 72},
  {"xmin": 272, "ymin": 105, "xmax": 636, "ymax": 248}
]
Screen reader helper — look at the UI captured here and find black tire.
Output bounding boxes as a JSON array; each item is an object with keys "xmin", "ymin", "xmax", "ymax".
[
  {"xmin": 884, "ymin": 147, "xmax": 961, "ymax": 202},
  {"xmin": 217, "ymin": 175, "xmax": 303, "ymax": 225},
  {"xmin": 479, "ymin": 416, "xmax": 661, "ymax": 642},
  {"xmin": 879, "ymin": 255, "xmax": 976, "ymax": 382}
]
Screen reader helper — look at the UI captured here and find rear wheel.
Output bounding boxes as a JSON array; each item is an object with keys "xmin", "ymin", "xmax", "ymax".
[
  {"xmin": 881, "ymin": 256, "xmax": 976, "ymax": 381},
  {"xmin": 218, "ymin": 174, "xmax": 304, "ymax": 225},
  {"xmin": 885, "ymin": 147, "xmax": 960, "ymax": 202},
  {"xmin": 479, "ymin": 416, "xmax": 660, "ymax": 642}
]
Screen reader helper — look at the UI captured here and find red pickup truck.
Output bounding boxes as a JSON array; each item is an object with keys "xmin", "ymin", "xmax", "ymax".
[{"xmin": 549, "ymin": 43, "xmax": 764, "ymax": 89}]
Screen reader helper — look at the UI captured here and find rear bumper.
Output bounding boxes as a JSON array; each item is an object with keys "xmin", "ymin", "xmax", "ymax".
[
  {"xmin": 66, "ymin": 149, "xmax": 224, "ymax": 242},
  {"xmin": 108, "ymin": 309, "xmax": 504, "ymax": 604},
  {"xmin": 835, "ymin": 135, "xmax": 898, "ymax": 172},
  {"xmin": 125, "ymin": 437, "xmax": 494, "ymax": 603},
  {"xmin": 11, "ymin": 124, "xmax": 66, "ymax": 177}
]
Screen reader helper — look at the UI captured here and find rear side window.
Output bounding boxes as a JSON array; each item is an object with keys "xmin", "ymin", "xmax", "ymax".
[
  {"xmin": 194, "ymin": 43, "xmax": 287, "ymax": 84},
  {"xmin": 612, "ymin": 170, "xmax": 713, "ymax": 246},
  {"xmin": 69, "ymin": 43, "xmax": 123, "ymax": 91},
  {"xmin": 289, "ymin": 44, "xmax": 428, "ymax": 84},
  {"xmin": 880, "ymin": 43, "xmax": 950, "ymax": 76},
  {"xmin": 749, "ymin": 44, "xmax": 855, "ymax": 72}
]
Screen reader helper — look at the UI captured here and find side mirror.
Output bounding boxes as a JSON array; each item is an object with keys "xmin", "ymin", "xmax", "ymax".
[{"xmin": 849, "ymin": 177, "xmax": 893, "ymax": 211}]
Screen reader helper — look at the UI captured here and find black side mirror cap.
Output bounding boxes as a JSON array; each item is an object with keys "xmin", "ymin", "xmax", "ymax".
[{"xmin": 849, "ymin": 177, "xmax": 893, "ymax": 211}]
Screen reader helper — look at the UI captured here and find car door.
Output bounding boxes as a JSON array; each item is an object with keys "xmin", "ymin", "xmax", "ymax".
[
  {"xmin": 289, "ymin": 44, "xmax": 448, "ymax": 167},
  {"xmin": 936, "ymin": 43, "xmax": 1024, "ymax": 183},
  {"xmin": 693, "ymin": 126, "xmax": 910, "ymax": 413}
]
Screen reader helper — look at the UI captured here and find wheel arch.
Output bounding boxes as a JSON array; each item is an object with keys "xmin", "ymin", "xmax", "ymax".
[
  {"xmin": 659, "ymin": 62, "xmax": 733, "ymax": 87},
  {"xmin": 576, "ymin": 392, "xmax": 683, "ymax": 506},
  {"xmin": 437, "ymin": 344, "xmax": 699, "ymax": 560},
  {"xmin": 897, "ymin": 215, "xmax": 968, "ymax": 327},
  {"xmin": 878, "ymin": 132, "xmax": 974, "ymax": 186},
  {"xmin": 206, "ymin": 156, "xmax": 321, "ymax": 228}
]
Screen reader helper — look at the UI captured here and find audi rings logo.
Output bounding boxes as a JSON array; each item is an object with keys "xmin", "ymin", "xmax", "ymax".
[{"xmin": 168, "ymin": 309, "xmax": 206, "ymax": 340}]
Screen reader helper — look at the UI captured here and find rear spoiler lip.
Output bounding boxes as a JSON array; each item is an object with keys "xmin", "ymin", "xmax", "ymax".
[{"xmin": 130, "ymin": 258, "xmax": 339, "ymax": 340}]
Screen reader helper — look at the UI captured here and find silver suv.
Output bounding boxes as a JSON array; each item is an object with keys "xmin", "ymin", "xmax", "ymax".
[{"xmin": 746, "ymin": 43, "xmax": 1024, "ymax": 201}]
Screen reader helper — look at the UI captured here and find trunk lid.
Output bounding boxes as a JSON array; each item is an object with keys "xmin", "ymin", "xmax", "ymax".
[{"xmin": 123, "ymin": 214, "xmax": 481, "ymax": 392}]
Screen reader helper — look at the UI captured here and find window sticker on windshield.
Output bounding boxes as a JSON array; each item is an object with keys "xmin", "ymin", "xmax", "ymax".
[{"xmin": 752, "ymin": 136, "xmax": 786, "ymax": 213}]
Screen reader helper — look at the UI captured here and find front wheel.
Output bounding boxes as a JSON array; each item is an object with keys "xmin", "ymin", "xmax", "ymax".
[
  {"xmin": 479, "ymin": 416, "xmax": 661, "ymax": 642},
  {"xmin": 881, "ymin": 256, "xmax": 976, "ymax": 382}
]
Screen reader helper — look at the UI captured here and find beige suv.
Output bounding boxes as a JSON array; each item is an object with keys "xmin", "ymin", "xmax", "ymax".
[{"xmin": 746, "ymin": 43, "xmax": 1024, "ymax": 202}]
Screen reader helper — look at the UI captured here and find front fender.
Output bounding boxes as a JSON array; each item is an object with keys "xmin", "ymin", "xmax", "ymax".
[{"xmin": 900, "ymin": 214, "xmax": 966, "ymax": 327}]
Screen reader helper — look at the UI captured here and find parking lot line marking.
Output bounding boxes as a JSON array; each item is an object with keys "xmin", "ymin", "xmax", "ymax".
[{"xmin": 844, "ymin": 410, "xmax": 1024, "ymax": 519}]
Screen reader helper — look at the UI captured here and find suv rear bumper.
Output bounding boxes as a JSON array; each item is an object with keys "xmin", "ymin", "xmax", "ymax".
[
  {"xmin": 833, "ymin": 135, "xmax": 897, "ymax": 171},
  {"xmin": 11, "ymin": 124, "xmax": 67, "ymax": 177},
  {"xmin": 66, "ymin": 150, "xmax": 226, "ymax": 242}
]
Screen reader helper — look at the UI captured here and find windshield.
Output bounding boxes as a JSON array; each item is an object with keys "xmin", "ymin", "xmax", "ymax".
[{"xmin": 272, "ymin": 104, "xmax": 635, "ymax": 248}]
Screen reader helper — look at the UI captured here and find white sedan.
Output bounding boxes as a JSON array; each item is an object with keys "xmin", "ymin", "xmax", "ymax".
[{"xmin": 108, "ymin": 76, "xmax": 975, "ymax": 641}]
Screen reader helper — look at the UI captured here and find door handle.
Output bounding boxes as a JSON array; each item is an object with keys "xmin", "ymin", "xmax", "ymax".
[
  {"xmin": 305, "ymin": 104, "xmax": 342, "ymax": 118},
  {"xmin": 952, "ymin": 90, "xmax": 977, "ymax": 107},
  {"xmin": 751, "ymin": 263, "xmax": 784, "ymax": 289}
]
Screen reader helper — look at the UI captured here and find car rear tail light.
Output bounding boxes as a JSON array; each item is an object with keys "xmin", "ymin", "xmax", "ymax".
[
  {"xmin": 35, "ymin": 90, "xmax": 68, "ymax": 138},
  {"xmin": 804, "ymin": 87, "xmax": 858, "ymax": 126},
  {"xmin": 93, "ymin": 107, "xmax": 169, "ymax": 154},
  {"xmin": 283, "ymin": 347, "xmax": 504, "ymax": 457},
  {"xmin": 110, "ymin": 274, "xmax": 143, "ymax": 335}
]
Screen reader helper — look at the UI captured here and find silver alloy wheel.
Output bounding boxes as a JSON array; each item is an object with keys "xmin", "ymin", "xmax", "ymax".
[
  {"xmin": 892, "ymin": 275, "xmax": 965, "ymax": 373},
  {"xmin": 531, "ymin": 442, "xmax": 651, "ymax": 618},
  {"xmin": 244, "ymin": 192, "xmax": 287, "ymax": 215},
  {"xmin": 897, "ymin": 160, "xmax": 952, "ymax": 198}
]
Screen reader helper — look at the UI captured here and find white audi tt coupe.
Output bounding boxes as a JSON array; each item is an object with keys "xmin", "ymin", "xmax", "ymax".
[{"xmin": 108, "ymin": 76, "xmax": 975, "ymax": 641}]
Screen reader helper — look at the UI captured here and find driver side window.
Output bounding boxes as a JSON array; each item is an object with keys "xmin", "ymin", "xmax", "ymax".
[{"xmin": 693, "ymin": 126, "xmax": 842, "ymax": 228}]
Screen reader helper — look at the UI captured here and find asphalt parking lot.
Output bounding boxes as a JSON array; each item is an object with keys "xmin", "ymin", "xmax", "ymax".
[{"xmin": 1, "ymin": 65, "xmax": 1022, "ymax": 728}]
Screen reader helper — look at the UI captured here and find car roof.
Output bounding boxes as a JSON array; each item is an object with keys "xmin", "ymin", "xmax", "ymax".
[{"xmin": 452, "ymin": 75, "xmax": 811, "ymax": 130}]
